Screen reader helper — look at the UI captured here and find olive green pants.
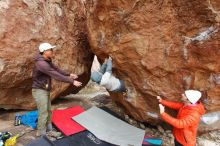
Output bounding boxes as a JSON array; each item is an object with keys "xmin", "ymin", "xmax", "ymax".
[{"xmin": 32, "ymin": 89, "xmax": 52, "ymax": 132}]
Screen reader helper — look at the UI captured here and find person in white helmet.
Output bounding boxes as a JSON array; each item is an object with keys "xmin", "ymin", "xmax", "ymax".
[
  {"xmin": 32, "ymin": 43, "xmax": 82, "ymax": 136},
  {"xmin": 157, "ymin": 90, "xmax": 205, "ymax": 146}
]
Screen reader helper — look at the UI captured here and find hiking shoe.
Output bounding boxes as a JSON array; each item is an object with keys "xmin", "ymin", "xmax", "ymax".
[
  {"xmin": 47, "ymin": 123, "xmax": 53, "ymax": 132},
  {"xmin": 36, "ymin": 130, "xmax": 46, "ymax": 137},
  {"xmin": 47, "ymin": 136, "xmax": 56, "ymax": 141},
  {"xmin": 46, "ymin": 131, "xmax": 62, "ymax": 138}
]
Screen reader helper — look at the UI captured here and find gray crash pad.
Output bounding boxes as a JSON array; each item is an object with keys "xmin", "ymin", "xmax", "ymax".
[{"xmin": 72, "ymin": 106, "xmax": 145, "ymax": 146}]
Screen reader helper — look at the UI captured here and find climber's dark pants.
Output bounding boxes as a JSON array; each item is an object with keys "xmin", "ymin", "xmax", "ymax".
[
  {"xmin": 174, "ymin": 139, "xmax": 183, "ymax": 146},
  {"xmin": 112, "ymin": 80, "xmax": 126, "ymax": 93}
]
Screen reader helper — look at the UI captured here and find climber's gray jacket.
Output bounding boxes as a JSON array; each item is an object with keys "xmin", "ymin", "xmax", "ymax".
[{"xmin": 91, "ymin": 58, "xmax": 126, "ymax": 92}]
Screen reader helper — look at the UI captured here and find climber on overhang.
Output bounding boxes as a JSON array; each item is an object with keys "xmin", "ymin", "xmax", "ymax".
[
  {"xmin": 32, "ymin": 42, "xmax": 82, "ymax": 137},
  {"xmin": 91, "ymin": 57, "xmax": 127, "ymax": 93},
  {"xmin": 157, "ymin": 90, "xmax": 205, "ymax": 146}
]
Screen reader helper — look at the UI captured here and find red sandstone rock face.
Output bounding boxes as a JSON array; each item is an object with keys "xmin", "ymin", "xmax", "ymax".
[
  {"xmin": 85, "ymin": 0, "xmax": 220, "ymax": 124},
  {"xmin": 1, "ymin": 0, "xmax": 220, "ymax": 129},
  {"xmin": 0, "ymin": 0, "xmax": 93, "ymax": 109}
]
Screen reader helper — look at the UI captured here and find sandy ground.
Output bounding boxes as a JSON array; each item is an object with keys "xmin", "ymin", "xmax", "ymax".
[{"xmin": 0, "ymin": 82, "xmax": 220, "ymax": 146}]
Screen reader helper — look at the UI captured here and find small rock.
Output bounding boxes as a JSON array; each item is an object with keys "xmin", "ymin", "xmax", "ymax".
[
  {"xmin": 157, "ymin": 125, "xmax": 165, "ymax": 133},
  {"xmin": 168, "ymin": 133, "xmax": 174, "ymax": 138},
  {"xmin": 145, "ymin": 128, "xmax": 153, "ymax": 135},
  {"xmin": 132, "ymin": 120, "xmax": 138, "ymax": 125},
  {"xmin": 128, "ymin": 118, "xmax": 134, "ymax": 124},
  {"xmin": 124, "ymin": 115, "xmax": 129, "ymax": 121},
  {"xmin": 166, "ymin": 130, "xmax": 172, "ymax": 134},
  {"xmin": 197, "ymin": 138, "xmax": 217, "ymax": 146},
  {"xmin": 139, "ymin": 123, "xmax": 146, "ymax": 129}
]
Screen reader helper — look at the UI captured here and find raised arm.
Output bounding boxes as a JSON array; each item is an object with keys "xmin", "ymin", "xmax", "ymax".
[
  {"xmin": 161, "ymin": 99, "xmax": 184, "ymax": 110},
  {"xmin": 158, "ymin": 96, "xmax": 183, "ymax": 110},
  {"xmin": 51, "ymin": 63, "xmax": 70, "ymax": 76},
  {"xmin": 36, "ymin": 61, "xmax": 73, "ymax": 83}
]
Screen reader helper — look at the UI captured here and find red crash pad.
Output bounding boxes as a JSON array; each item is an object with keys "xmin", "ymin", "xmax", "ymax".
[{"xmin": 52, "ymin": 106, "xmax": 86, "ymax": 136}]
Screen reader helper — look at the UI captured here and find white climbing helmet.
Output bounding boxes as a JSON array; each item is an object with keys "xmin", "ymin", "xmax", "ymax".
[
  {"xmin": 184, "ymin": 90, "xmax": 202, "ymax": 104},
  {"xmin": 39, "ymin": 43, "xmax": 56, "ymax": 53}
]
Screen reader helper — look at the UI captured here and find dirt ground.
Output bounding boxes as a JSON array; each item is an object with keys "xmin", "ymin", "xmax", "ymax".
[{"xmin": 0, "ymin": 82, "xmax": 220, "ymax": 146}]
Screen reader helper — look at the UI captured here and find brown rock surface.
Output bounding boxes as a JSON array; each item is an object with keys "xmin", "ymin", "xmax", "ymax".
[
  {"xmin": 85, "ymin": 0, "xmax": 220, "ymax": 124},
  {"xmin": 0, "ymin": 0, "xmax": 93, "ymax": 109},
  {"xmin": 1, "ymin": 0, "xmax": 220, "ymax": 129}
]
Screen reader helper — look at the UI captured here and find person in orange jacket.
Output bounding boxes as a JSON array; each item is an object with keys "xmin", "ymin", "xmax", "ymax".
[{"xmin": 157, "ymin": 90, "xmax": 205, "ymax": 146}]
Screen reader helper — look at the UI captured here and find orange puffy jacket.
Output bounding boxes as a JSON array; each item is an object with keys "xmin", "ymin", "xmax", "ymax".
[{"xmin": 160, "ymin": 99, "xmax": 205, "ymax": 146}]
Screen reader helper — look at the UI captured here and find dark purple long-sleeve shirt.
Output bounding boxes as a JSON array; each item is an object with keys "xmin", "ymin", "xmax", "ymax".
[{"xmin": 32, "ymin": 54, "xmax": 73, "ymax": 91}]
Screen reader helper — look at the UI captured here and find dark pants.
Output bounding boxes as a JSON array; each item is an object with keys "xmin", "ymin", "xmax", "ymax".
[
  {"xmin": 174, "ymin": 139, "xmax": 183, "ymax": 146},
  {"xmin": 112, "ymin": 80, "xmax": 126, "ymax": 93}
]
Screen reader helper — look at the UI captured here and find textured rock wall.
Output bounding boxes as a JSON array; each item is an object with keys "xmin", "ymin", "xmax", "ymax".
[
  {"xmin": 1, "ymin": 0, "xmax": 220, "ymax": 128},
  {"xmin": 0, "ymin": 0, "xmax": 94, "ymax": 109},
  {"xmin": 85, "ymin": 0, "xmax": 220, "ymax": 124}
]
